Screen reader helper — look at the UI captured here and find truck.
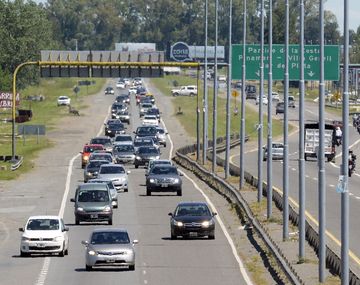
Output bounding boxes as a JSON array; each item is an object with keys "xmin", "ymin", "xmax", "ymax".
[
  {"xmin": 171, "ymin": 85, "xmax": 197, "ymax": 97},
  {"xmin": 304, "ymin": 122, "xmax": 336, "ymax": 162}
]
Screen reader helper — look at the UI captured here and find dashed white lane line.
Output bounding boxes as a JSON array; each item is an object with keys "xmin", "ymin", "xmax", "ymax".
[
  {"xmin": 144, "ymin": 280, "xmax": 148, "ymax": 284},
  {"xmin": 329, "ymin": 184, "xmax": 335, "ymax": 188},
  {"xmin": 291, "ymin": 167, "xmax": 296, "ymax": 171},
  {"xmin": 305, "ymin": 175, "xmax": 310, "ymax": 178},
  {"xmin": 142, "ymin": 270, "xmax": 147, "ymax": 275},
  {"xmin": 349, "ymin": 193, "xmax": 354, "ymax": 196},
  {"xmin": 312, "ymin": 177, "xmax": 318, "ymax": 181},
  {"xmin": 355, "ymin": 196, "xmax": 360, "ymax": 200}
]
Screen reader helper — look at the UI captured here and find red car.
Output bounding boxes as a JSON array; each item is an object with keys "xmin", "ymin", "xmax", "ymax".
[{"xmin": 80, "ymin": 144, "xmax": 104, "ymax": 168}]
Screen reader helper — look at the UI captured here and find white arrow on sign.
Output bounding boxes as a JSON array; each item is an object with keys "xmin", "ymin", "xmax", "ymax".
[
  {"xmin": 255, "ymin": 70, "xmax": 260, "ymax": 77},
  {"xmin": 308, "ymin": 71, "xmax": 315, "ymax": 77}
]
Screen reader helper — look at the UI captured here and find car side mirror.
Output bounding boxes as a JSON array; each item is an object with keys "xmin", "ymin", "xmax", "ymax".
[
  {"xmin": 212, "ymin": 212, "xmax": 217, "ymax": 216},
  {"xmin": 63, "ymin": 227, "xmax": 69, "ymax": 232},
  {"xmin": 133, "ymin": 240, "xmax": 139, "ymax": 245},
  {"xmin": 70, "ymin": 198, "xmax": 75, "ymax": 202},
  {"xmin": 133, "ymin": 131, "xmax": 136, "ymax": 134},
  {"xmin": 168, "ymin": 213, "xmax": 173, "ymax": 216},
  {"xmin": 112, "ymin": 197, "xmax": 117, "ymax": 202},
  {"xmin": 81, "ymin": 240, "xmax": 89, "ymax": 246},
  {"xmin": 179, "ymin": 173, "xmax": 184, "ymax": 176},
  {"xmin": 18, "ymin": 227, "xmax": 24, "ymax": 232}
]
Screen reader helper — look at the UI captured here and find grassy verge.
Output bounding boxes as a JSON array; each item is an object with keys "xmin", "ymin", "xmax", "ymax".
[
  {"xmin": 151, "ymin": 74, "xmax": 285, "ymax": 141},
  {"xmin": 0, "ymin": 78, "xmax": 106, "ymax": 180}
]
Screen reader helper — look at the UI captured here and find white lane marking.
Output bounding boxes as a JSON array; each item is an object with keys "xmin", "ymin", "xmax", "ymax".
[
  {"xmin": 144, "ymin": 281, "xmax": 148, "ymax": 285},
  {"xmin": 160, "ymin": 118, "xmax": 173, "ymax": 161},
  {"xmin": 142, "ymin": 270, "xmax": 147, "ymax": 275},
  {"xmin": 355, "ymin": 196, "xmax": 360, "ymax": 200},
  {"xmin": 35, "ymin": 105, "xmax": 111, "ymax": 285},
  {"xmin": 312, "ymin": 177, "xmax": 318, "ymax": 181},
  {"xmin": 305, "ymin": 175, "xmax": 310, "ymax": 178},
  {"xmin": 349, "ymin": 193, "xmax": 354, "ymax": 196},
  {"xmin": 291, "ymin": 167, "xmax": 296, "ymax": 171},
  {"xmin": 329, "ymin": 184, "xmax": 335, "ymax": 188}
]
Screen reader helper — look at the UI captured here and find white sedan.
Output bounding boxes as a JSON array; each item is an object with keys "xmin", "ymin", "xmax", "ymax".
[
  {"xmin": 19, "ymin": 215, "xmax": 69, "ymax": 257},
  {"xmin": 57, "ymin": 96, "xmax": 71, "ymax": 106},
  {"xmin": 142, "ymin": 115, "xmax": 159, "ymax": 126},
  {"xmin": 255, "ymin": 95, "xmax": 268, "ymax": 105},
  {"xmin": 116, "ymin": 81, "xmax": 126, "ymax": 89}
]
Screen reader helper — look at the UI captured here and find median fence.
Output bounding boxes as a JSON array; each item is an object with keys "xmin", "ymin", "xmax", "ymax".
[{"xmin": 174, "ymin": 137, "xmax": 360, "ymax": 285}]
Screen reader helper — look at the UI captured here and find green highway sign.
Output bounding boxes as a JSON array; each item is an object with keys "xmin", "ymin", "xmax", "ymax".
[{"xmin": 231, "ymin": 44, "xmax": 339, "ymax": 81}]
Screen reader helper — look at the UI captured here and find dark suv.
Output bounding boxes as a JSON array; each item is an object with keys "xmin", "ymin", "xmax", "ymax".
[
  {"xmin": 245, "ymin": 85, "xmax": 257, "ymax": 100},
  {"xmin": 134, "ymin": 146, "xmax": 160, "ymax": 168}
]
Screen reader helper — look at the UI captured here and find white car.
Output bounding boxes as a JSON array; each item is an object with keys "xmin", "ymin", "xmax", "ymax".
[
  {"xmin": 128, "ymin": 86, "xmax": 137, "ymax": 95},
  {"xmin": 19, "ymin": 215, "xmax": 69, "ymax": 257},
  {"xmin": 142, "ymin": 115, "xmax": 159, "ymax": 126},
  {"xmin": 255, "ymin": 95, "xmax": 268, "ymax": 105},
  {"xmin": 97, "ymin": 164, "xmax": 130, "ymax": 192},
  {"xmin": 116, "ymin": 81, "xmax": 126, "ymax": 89},
  {"xmin": 271, "ymin": 92, "xmax": 280, "ymax": 101},
  {"xmin": 57, "ymin": 96, "xmax": 71, "ymax": 106}
]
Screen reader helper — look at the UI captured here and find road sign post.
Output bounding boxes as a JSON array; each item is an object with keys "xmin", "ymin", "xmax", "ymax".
[{"xmin": 232, "ymin": 44, "xmax": 339, "ymax": 81}]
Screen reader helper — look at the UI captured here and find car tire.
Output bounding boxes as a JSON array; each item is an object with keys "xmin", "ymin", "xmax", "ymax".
[
  {"xmin": 59, "ymin": 243, "xmax": 65, "ymax": 257},
  {"xmin": 135, "ymin": 165, "xmax": 139, "ymax": 169},
  {"xmin": 177, "ymin": 189, "xmax": 182, "ymax": 196},
  {"xmin": 129, "ymin": 265, "xmax": 135, "ymax": 271},
  {"xmin": 124, "ymin": 188, "xmax": 128, "ymax": 192},
  {"xmin": 171, "ymin": 233, "xmax": 177, "ymax": 240},
  {"xmin": 146, "ymin": 188, "xmax": 151, "ymax": 196},
  {"xmin": 65, "ymin": 248, "xmax": 69, "ymax": 255},
  {"xmin": 20, "ymin": 250, "xmax": 30, "ymax": 257},
  {"xmin": 164, "ymin": 143, "xmax": 167, "ymax": 147},
  {"xmin": 85, "ymin": 265, "xmax": 92, "ymax": 271},
  {"xmin": 208, "ymin": 232, "xmax": 215, "ymax": 240},
  {"xmin": 108, "ymin": 218, "xmax": 113, "ymax": 225},
  {"xmin": 75, "ymin": 218, "xmax": 80, "ymax": 225}
]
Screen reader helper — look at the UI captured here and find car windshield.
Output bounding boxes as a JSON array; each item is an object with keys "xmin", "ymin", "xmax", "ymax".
[
  {"xmin": 150, "ymin": 166, "xmax": 177, "ymax": 175},
  {"xmin": 115, "ymin": 136, "xmax": 132, "ymax": 142},
  {"xmin": 137, "ymin": 127, "xmax": 156, "ymax": 135},
  {"xmin": 78, "ymin": 190, "xmax": 109, "ymax": 202},
  {"xmin": 91, "ymin": 138, "xmax": 111, "ymax": 145},
  {"xmin": 134, "ymin": 139, "xmax": 152, "ymax": 147},
  {"xmin": 138, "ymin": 147, "xmax": 158, "ymax": 154},
  {"xmin": 100, "ymin": 166, "xmax": 125, "ymax": 174},
  {"xmin": 109, "ymin": 124, "xmax": 123, "ymax": 130},
  {"xmin": 87, "ymin": 161, "xmax": 109, "ymax": 168},
  {"xmin": 141, "ymin": 103, "xmax": 153, "ymax": 108},
  {"xmin": 114, "ymin": 145, "xmax": 134, "ymax": 152},
  {"xmin": 26, "ymin": 219, "xmax": 59, "ymax": 231},
  {"xmin": 84, "ymin": 145, "xmax": 103, "ymax": 152},
  {"xmin": 273, "ymin": 144, "xmax": 284, "ymax": 149},
  {"xmin": 91, "ymin": 154, "xmax": 111, "ymax": 161},
  {"xmin": 91, "ymin": 181, "xmax": 115, "ymax": 190},
  {"xmin": 91, "ymin": 231, "xmax": 130, "ymax": 245},
  {"xmin": 175, "ymin": 205, "xmax": 211, "ymax": 217}
]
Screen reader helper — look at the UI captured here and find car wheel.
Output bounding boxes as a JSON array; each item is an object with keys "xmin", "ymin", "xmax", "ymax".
[
  {"xmin": 20, "ymin": 250, "xmax": 30, "ymax": 257},
  {"xmin": 65, "ymin": 248, "xmax": 69, "ymax": 255},
  {"xmin": 85, "ymin": 265, "xmax": 92, "ymax": 271},
  {"xmin": 208, "ymin": 232, "xmax": 215, "ymax": 240},
  {"xmin": 75, "ymin": 218, "xmax": 80, "ymax": 225},
  {"xmin": 59, "ymin": 243, "xmax": 65, "ymax": 257},
  {"xmin": 81, "ymin": 164, "xmax": 85, "ymax": 169},
  {"xmin": 177, "ymin": 189, "xmax": 182, "ymax": 196},
  {"xmin": 135, "ymin": 165, "xmax": 139, "ymax": 169},
  {"xmin": 108, "ymin": 218, "xmax": 113, "ymax": 225},
  {"xmin": 171, "ymin": 233, "xmax": 177, "ymax": 240},
  {"xmin": 164, "ymin": 143, "xmax": 167, "ymax": 147},
  {"xmin": 124, "ymin": 188, "xmax": 128, "ymax": 192},
  {"xmin": 129, "ymin": 265, "xmax": 135, "ymax": 271},
  {"xmin": 263, "ymin": 157, "xmax": 267, "ymax": 161}
]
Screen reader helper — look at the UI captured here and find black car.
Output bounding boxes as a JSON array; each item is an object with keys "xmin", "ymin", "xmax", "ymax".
[
  {"xmin": 105, "ymin": 86, "xmax": 114, "ymax": 95},
  {"xmin": 105, "ymin": 121, "xmax": 126, "ymax": 137},
  {"xmin": 146, "ymin": 108, "xmax": 161, "ymax": 122},
  {"xmin": 134, "ymin": 146, "xmax": 160, "ymax": 168},
  {"xmin": 116, "ymin": 95, "xmax": 130, "ymax": 104},
  {"xmin": 133, "ymin": 137, "xmax": 157, "ymax": 152},
  {"xmin": 83, "ymin": 160, "xmax": 111, "ymax": 182},
  {"xmin": 136, "ymin": 86, "xmax": 147, "ymax": 95},
  {"xmin": 168, "ymin": 202, "xmax": 216, "ymax": 239},
  {"xmin": 245, "ymin": 84, "xmax": 257, "ymax": 100},
  {"xmin": 134, "ymin": 126, "xmax": 158, "ymax": 139},
  {"xmin": 146, "ymin": 165, "xmax": 182, "ymax": 196},
  {"xmin": 111, "ymin": 102, "xmax": 128, "ymax": 117},
  {"xmin": 275, "ymin": 102, "xmax": 285, "ymax": 115}
]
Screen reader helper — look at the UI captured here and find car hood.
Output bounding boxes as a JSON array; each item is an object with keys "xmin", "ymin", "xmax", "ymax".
[
  {"xmin": 89, "ymin": 243, "xmax": 134, "ymax": 252},
  {"xmin": 98, "ymin": 173, "xmax": 127, "ymax": 180},
  {"xmin": 77, "ymin": 202, "xmax": 110, "ymax": 210},
  {"xmin": 23, "ymin": 230, "xmax": 62, "ymax": 239},
  {"xmin": 173, "ymin": 216, "xmax": 213, "ymax": 223}
]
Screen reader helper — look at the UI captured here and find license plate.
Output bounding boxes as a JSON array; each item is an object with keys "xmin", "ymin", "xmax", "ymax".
[
  {"xmin": 36, "ymin": 243, "xmax": 46, "ymax": 247},
  {"xmin": 106, "ymin": 259, "xmax": 115, "ymax": 263},
  {"xmin": 189, "ymin": 232, "xmax": 198, "ymax": 237},
  {"xmin": 90, "ymin": 214, "xmax": 98, "ymax": 219},
  {"xmin": 161, "ymin": 183, "xmax": 168, "ymax": 187}
]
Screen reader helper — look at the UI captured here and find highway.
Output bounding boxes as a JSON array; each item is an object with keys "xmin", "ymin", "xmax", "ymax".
[
  {"xmin": 227, "ymin": 97, "xmax": 360, "ymax": 269},
  {"xmin": 0, "ymin": 81, "xmax": 253, "ymax": 285}
]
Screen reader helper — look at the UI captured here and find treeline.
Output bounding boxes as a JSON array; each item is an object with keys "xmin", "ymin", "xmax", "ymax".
[{"xmin": 0, "ymin": 0, "xmax": 359, "ymax": 90}]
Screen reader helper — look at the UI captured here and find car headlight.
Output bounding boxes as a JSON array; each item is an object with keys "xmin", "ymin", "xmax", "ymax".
[
  {"xmin": 83, "ymin": 156, "xmax": 89, "ymax": 161},
  {"xmin": 149, "ymin": 178, "xmax": 155, "ymax": 183},
  {"xmin": 173, "ymin": 178, "xmax": 179, "ymax": 184},
  {"xmin": 54, "ymin": 236, "xmax": 63, "ymax": 242},
  {"xmin": 21, "ymin": 236, "xmax": 30, "ymax": 241},
  {"xmin": 202, "ymin": 220, "xmax": 213, "ymax": 228},
  {"xmin": 136, "ymin": 156, "xmax": 141, "ymax": 160},
  {"xmin": 88, "ymin": 250, "xmax": 97, "ymax": 256},
  {"xmin": 77, "ymin": 207, "xmax": 84, "ymax": 212},
  {"xmin": 104, "ymin": 206, "xmax": 111, "ymax": 212},
  {"xmin": 173, "ymin": 220, "xmax": 183, "ymax": 227},
  {"xmin": 155, "ymin": 156, "xmax": 160, "ymax": 159},
  {"xmin": 107, "ymin": 129, "xmax": 112, "ymax": 132},
  {"xmin": 87, "ymin": 172, "xmax": 92, "ymax": 176}
]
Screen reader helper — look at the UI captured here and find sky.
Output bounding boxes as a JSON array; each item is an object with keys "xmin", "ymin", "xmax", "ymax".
[{"xmin": 326, "ymin": 0, "xmax": 360, "ymax": 32}]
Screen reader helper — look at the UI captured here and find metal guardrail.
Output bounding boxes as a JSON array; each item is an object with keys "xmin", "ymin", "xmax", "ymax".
[
  {"xmin": 174, "ymin": 139, "xmax": 360, "ymax": 285},
  {"xmin": 10, "ymin": 156, "xmax": 23, "ymax": 171},
  {"xmin": 174, "ymin": 140, "xmax": 304, "ymax": 285}
]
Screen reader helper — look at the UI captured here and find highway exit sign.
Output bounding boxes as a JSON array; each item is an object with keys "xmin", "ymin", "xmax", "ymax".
[{"xmin": 231, "ymin": 44, "xmax": 339, "ymax": 81}]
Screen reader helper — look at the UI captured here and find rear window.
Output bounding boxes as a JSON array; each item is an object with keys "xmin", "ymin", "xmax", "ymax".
[{"xmin": 100, "ymin": 166, "xmax": 125, "ymax": 174}]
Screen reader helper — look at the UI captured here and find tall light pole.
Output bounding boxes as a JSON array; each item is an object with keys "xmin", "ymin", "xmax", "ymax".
[
  {"xmin": 267, "ymin": 0, "xmax": 273, "ymax": 218},
  {"xmin": 225, "ymin": 0, "xmax": 233, "ymax": 179},
  {"xmin": 258, "ymin": 0, "xmax": 264, "ymax": 202},
  {"xmin": 203, "ymin": 0, "xmax": 209, "ymax": 165},
  {"xmin": 341, "ymin": 0, "xmax": 350, "ymax": 283},
  {"xmin": 212, "ymin": 0, "xmax": 219, "ymax": 173},
  {"xmin": 240, "ymin": 0, "xmax": 247, "ymax": 189}
]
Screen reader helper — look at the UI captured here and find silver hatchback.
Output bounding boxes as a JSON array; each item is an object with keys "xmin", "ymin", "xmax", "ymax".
[{"xmin": 82, "ymin": 228, "xmax": 138, "ymax": 271}]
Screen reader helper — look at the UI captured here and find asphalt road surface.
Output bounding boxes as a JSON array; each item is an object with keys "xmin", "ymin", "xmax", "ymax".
[
  {"xmin": 228, "ymin": 97, "xmax": 360, "ymax": 272},
  {"xmin": 0, "ymin": 81, "xmax": 253, "ymax": 285}
]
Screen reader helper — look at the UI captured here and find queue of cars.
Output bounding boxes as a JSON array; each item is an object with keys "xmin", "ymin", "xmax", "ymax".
[{"xmin": 18, "ymin": 77, "xmax": 217, "ymax": 272}]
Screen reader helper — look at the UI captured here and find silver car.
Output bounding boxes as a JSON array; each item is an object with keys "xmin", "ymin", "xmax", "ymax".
[
  {"xmin": 97, "ymin": 164, "xmax": 130, "ymax": 192},
  {"xmin": 263, "ymin": 142, "xmax": 284, "ymax": 161},
  {"xmin": 88, "ymin": 178, "xmax": 118, "ymax": 208},
  {"xmin": 82, "ymin": 228, "xmax": 138, "ymax": 271},
  {"xmin": 156, "ymin": 127, "xmax": 167, "ymax": 147}
]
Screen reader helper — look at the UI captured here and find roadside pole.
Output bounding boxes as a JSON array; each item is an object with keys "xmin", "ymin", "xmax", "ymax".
[
  {"xmin": 240, "ymin": 0, "xmax": 247, "ymax": 189},
  {"xmin": 341, "ymin": 0, "xmax": 350, "ymax": 283},
  {"xmin": 266, "ymin": 0, "xmax": 273, "ymax": 218},
  {"xmin": 318, "ymin": 0, "xmax": 326, "ymax": 281},
  {"xmin": 283, "ymin": 0, "xmax": 289, "ymax": 240},
  {"xmin": 212, "ymin": 0, "xmax": 219, "ymax": 173},
  {"xmin": 225, "ymin": 0, "xmax": 233, "ymax": 179},
  {"xmin": 203, "ymin": 0, "xmax": 208, "ymax": 165},
  {"xmin": 298, "ymin": 0, "xmax": 306, "ymax": 260},
  {"xmin": 196, "ymin": 65, "xmax": 200, "ymax": 161},
  {"xmin": 258, "ymin": 0, "xmax": 264, "ymax": 202}
]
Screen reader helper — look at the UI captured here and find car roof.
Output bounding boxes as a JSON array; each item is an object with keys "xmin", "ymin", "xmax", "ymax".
[
  {"xmin": 92, "ymin": 228, "xmax": 128, "ymax": 233},
  {"xmin": 176, "ymin": 202, "xmax": 209, "ymax": 207},
  {"xmin": 27, "ymin": 215, "xmax": 61, "ymax": 220}
]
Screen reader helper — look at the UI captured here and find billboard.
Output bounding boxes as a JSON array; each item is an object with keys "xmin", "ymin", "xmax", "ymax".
[
  {"xmin": 189, "ymin": 46, "xmax": 225, "ymax": 59},
  {"xmin": 115, "ymin": 43, "xmax": 156, "ymax": 52},
  {"xmin": 0, "ymin": 92, "xmax": 20, "ymax": 108}
]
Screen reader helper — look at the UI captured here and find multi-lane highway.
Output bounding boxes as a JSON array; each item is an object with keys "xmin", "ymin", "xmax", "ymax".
[
  {"xmin": 0, "ymin": 80, "xmax": 256, "ymax": 285},
  {"xmin": 227, "ymin": 97, "xmax": 360, "ymax": 270}
]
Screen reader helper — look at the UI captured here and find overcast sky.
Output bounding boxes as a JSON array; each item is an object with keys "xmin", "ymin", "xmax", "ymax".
[{"xmin": 326, "ymin": 0, "xmax": 359, "ymax": 32}]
